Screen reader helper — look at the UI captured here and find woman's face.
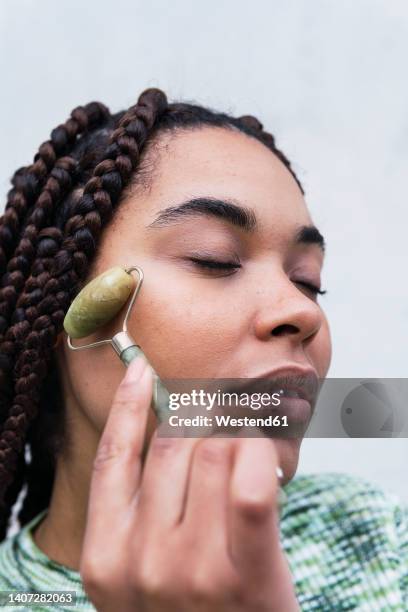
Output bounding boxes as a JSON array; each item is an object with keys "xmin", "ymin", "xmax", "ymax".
[{"xmin": 57, "ymin": 126, "xmax": 331, "ymax": 484}]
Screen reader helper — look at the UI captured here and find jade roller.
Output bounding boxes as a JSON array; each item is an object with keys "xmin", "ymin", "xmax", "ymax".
[{"xmin": 63, "ymin": 265, "xmax": 170, "ymax": 421}]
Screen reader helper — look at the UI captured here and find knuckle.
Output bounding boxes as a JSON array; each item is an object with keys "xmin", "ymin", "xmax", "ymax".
[
  {"xmin": 93, "ymin": 438, "xmax": 129, "ymax": 470},
  {"xmin": 112, "ymin": 386, "xmax": 140, "ymax": 411},
  {"xmin": 132, "ymin": 558, "xmax": 165, "ymax": 597},
  {"xmin": 117, "ymin": 378, "xmax": 140, "ymax": 395},
  {"xmin": 80, "ymin": 558, "xmax": 112, "ymax": 594},
  {"xmin": 188, "ymin": 566, "xmax": 236, "ymax": 604},
  {"xmin": 149, "ymin": 435, "xmax": 179, "ymax": 457},
  {"xmin": 188, "ymin": 571, "xmax": 214, "ymax": 603},
  {"xmin": 233, "ymin": 493, "xmax": 273, "ymax": 523},
  {"xmin": 195, "ymin": 438, "xmax": 230, "ymax": 466}
]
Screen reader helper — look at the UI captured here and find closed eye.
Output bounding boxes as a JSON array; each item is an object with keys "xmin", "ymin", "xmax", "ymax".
[
  {"xmin": 295, "ymin": 280, "xmax": 327, "ymax": 296},
  {"xmin": 188, "ymin": 257, "xmax": 241, "ymax": 271},
  {"xmin": 188, "ymin": 259, "xmax": 327, "ymax": 296}
]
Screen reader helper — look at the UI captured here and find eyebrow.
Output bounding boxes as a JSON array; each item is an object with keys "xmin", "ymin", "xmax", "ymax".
[{"xmin": 147, "ymin": 197, "xmax": 326, "ymax": 253}]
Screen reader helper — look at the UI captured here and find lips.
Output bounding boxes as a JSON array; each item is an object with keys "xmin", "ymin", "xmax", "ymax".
[
  {"xmin": 211, "ymin": 367, "xmax": 320, "ymax": 436},
  {"xmin": 221, "ymin": 369, "xmax": 320, "ymax": 410},
  {"xmin": 258, "ymin": 369, "xmax": 320, "ymax": 435}
]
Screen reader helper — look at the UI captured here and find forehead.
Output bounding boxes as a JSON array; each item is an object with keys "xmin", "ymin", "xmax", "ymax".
[
  {"xmin": 114, "ymin": 126, "xmax": 314, "ymax": 252},
  {"xmin": 142, "ymin": 126, "xmax": 309, "ymax": 219}
]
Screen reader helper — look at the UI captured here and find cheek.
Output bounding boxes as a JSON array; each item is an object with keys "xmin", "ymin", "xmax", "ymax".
[
  {"xmin": 126, "ymin": 274, "xmax": 240, "ymax": 378},
  {"xmin": 61, "ymin": 342, "xmax": 126, "ymax": 433}
]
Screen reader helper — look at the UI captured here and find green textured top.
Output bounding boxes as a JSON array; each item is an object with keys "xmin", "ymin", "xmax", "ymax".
[{"xmin": 0, "ymin": 472, "xmax": 406, "ymax": 611}]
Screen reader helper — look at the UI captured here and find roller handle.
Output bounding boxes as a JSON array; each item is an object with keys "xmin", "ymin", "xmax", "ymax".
[{"xmin": 120, "ymin": 345, "xmax": 170, "ymax": 423}]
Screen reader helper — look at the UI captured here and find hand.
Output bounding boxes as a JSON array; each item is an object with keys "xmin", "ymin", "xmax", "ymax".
[{"xmin": 79, "ymin": 356, "xmax": 300, "ymax": 611}]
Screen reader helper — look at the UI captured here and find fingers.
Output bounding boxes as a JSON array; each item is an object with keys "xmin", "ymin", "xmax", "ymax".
[
  {"xmin": 133, "ymin": 434, "xmax": 238, "ymax": 602},
  {"xmin": 182, "ymin": 437, "xmax": 234, "ymax": 537},
  {"xmin": 135, "ymin": 430, "xmax": 198, "ymax": 528},
  {"xmin": 83, "ymin": 356, "xmax": 153, "ymax": 551},
  {"xmin": 228, "ymin": 436, "xmax": 281, "ymax": 580}
]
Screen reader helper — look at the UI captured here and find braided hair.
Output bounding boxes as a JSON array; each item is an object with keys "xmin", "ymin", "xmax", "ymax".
[{"xmin": 0, "ymin": 88, "xmax": 303, "ymax": 540}]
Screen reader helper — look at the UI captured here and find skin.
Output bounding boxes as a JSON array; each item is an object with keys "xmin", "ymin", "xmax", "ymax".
[{"xmin": 33, "ymin": 126, "xmax": 331, "ymax": 609}]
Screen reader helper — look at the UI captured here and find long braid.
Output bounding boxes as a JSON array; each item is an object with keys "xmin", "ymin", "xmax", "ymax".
[
  {"xmin": 0, "ymin": 89, "xmax": 168, "ymax": 537},
  {"xmin": 0, "ymin": 104, "xmax": 109, "ymax": 435},
  {"xmin": 0, "ymin": 88, "xmax": 303, "ymax": 539},
  {"xmin": 0, "ymin": 105, "xmax": 110, "ymax": 529},
  {"xmin": 0, "ymin": 102, "xmax": 110, "ymax": 335},
  {"xmin": 0, "ymin": 103, "xmax": 109, "ymax": 277},
  {"xmin": 17, "ymin": 355, "xmax": 63, "ymax": 527}
]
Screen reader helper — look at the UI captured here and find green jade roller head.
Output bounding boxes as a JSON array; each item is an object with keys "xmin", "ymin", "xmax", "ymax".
[{"xmin": 63, "ymin": 265, "xmax": 170, "ymax": 422}]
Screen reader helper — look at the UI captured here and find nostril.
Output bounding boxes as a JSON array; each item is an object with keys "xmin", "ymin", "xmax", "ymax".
[{"xmin": 271, "ymin": 323, "xmax": 299, "ymax": 337}]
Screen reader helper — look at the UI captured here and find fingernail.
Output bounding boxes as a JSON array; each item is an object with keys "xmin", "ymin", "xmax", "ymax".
[{"xmin": 125, "ymin": 356, "xmax": 147, "ymax": 382}]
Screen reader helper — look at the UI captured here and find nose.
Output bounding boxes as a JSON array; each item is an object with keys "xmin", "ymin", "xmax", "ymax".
[{"xmin": 252, "ymin": 278, "xmax": 323, "ymax": 344}]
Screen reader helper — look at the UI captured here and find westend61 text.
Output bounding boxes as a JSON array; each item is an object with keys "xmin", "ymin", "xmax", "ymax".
[{"xmin": 168, "ymin": 415, "xmax": 289, "ymax": 428}]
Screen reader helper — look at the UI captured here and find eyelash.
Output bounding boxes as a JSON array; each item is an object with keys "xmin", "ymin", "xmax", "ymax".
[
  {"xmin": 296, "ymin": 281, "xmax": 327, "ymax": 296},
  {"xmin": 189, "ymin": 257, "xmax": 240, "ymax": 272},
  {"xmin": 189, "ymin": 258, "xmax": 327, "ymax": 296}
]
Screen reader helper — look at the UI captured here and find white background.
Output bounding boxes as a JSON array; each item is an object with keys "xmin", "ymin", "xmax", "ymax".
[{"xmin": 0, "ymin": 0, "xmax": 407, "ymax": 503}]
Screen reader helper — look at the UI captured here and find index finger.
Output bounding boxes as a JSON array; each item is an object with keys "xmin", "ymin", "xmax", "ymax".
[{"xmin": 85, "ymin": 356, "xmax": 153, "ymax": 537}]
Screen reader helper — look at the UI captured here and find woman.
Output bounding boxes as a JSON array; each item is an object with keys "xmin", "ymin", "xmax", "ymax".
[{"xmin": 0, "ymin": 88, "xmax": 406, "ymax": 611}]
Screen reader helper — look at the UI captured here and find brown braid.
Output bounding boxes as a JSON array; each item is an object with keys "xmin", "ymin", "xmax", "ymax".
[
  {"xmin": 0, "ymin": 88, "xmax": 303, "ymax": 539},
  {"xmin": 0, "ymin": 102, "xmax": 110, "ymax": 334},
  {"xmin": 0, "ymin": 103, "xmax": 109, "ymax": 277}
]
